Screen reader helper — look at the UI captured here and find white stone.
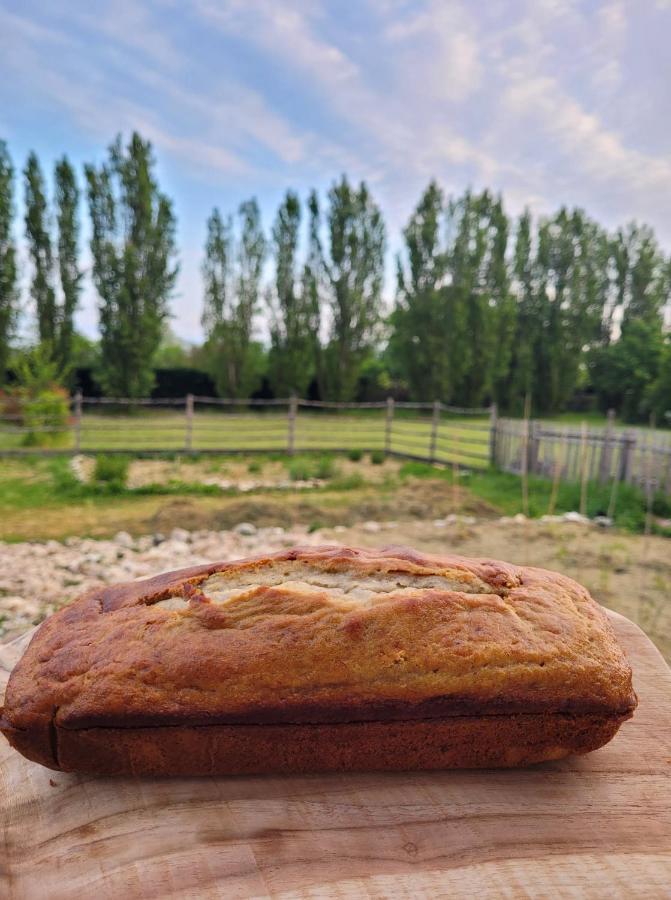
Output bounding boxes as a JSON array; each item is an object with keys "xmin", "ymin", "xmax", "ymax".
[
  {"xmin": 562, "ymin": 511, "xmax": 589, "ymax": 524},
  {"xmin": 114, "ymin": 531, "xmax": 134, "ymax": 548},
  {"xmin": 170, "ymin": 527, "xmax": 191, "ymax": 543},
  {"xmin": 363, "ymin": 521, "xmax": 381, "ymax": 533},
  {"xmin": 234, "ymin": 522, "xmax": 257, "ymax": 536}
]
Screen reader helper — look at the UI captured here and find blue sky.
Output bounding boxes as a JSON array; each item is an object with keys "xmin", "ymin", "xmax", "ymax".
[{"xmin": 1, "ymin": 0, "xmax": 670, "ymax": 343}]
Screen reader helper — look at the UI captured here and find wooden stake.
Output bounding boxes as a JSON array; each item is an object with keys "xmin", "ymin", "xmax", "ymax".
[
  {"xmin": 521, "ymin": 393, "xmax": 531, "ymax": 517},
  {"xmin": 548, "ymin": 458, "xmax": 562, "ymax": 517},
  {"xmin": 579, "ymin": 421, "xmax": 589, "ymax": 517},
  {"xmin": 452, "ymin": 424, "xmax": 460, "ymax": 513}
]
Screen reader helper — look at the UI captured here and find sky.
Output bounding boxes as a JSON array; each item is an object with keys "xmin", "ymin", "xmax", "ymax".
[{"xmin": 1, "ymin": 0, "xmax": 670, "ymax": 344}]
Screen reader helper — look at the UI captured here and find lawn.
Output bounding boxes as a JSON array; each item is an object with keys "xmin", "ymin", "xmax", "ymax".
[{"xmin": 0, "ymin": 409, "xmax": 492, "ymax": 468}]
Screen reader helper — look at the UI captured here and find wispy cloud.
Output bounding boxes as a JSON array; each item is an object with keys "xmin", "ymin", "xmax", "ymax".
[{"xmin": 1, "ymin": 0, "xmax": 670, "ymax": 341}]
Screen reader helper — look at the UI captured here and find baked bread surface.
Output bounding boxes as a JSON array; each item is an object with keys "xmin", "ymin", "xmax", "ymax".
[{"xmin": 0, "ymin": 545, "xmax": 636, "ymax": 773}]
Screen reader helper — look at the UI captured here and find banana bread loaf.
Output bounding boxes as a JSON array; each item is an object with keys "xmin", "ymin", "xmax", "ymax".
[{"xmin": 0, "ymin": 545, "xmax": 637, "ymax": 775}]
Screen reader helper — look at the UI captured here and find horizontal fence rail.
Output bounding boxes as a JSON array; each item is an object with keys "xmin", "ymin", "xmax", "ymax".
[
  {"xmin": 494, "ymin": 415, "xmax": 671, "ymax": 493},
  {"xmin": 5, "ymin": 396, "xmax": 669, "ymax": 494},
  {"xmin": 0, "ymin": 394, "xmax": 494, "ymax": 468}
]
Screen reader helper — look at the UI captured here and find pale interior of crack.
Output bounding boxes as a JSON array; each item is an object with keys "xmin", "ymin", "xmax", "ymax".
[{"xmin": 153, "ymin": 562, "xmax": 498, "ymax": 610}]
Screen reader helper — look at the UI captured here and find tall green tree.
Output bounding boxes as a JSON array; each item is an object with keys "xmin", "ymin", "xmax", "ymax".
[
  {"xmin": 201, "ymin": 200, "xmax": 266, "ymax": 397},
  {"xmin": 85, "ymin": 133, "xmax": 178, "ymax": 396},
  {"xmin": 0, "ymin": 141, "xmax": 18, "ymax": 378},
  {"xmin": 392, "ymin": 185, "xmax": 513, "ymax": 407},
  {"xmin": 321, "ymin": 177, "xmax": 385, "ymax": 400},
  {"xmin": 267, "ymin": 190, "xmax": 319, "ymax": 396},
  {"xmin": 54, "ymin": 156, "xmax": 82, "ymax": 371},
  {"xmin": 24, "ymin": 152, "xmax": 57, "ymax": 350},
  {"xmin": 508, "ymin": 208, "xmax": 610, "ymax": 414},
  {"xmin": 446, "ymin": 189, "xmax": 513, "ymax": 407},
  {"xmin": 390, "ymin": 181, "xmax": 453, "ymax": 400},
  {"xmin": 590, "ymin": 223, "xmax": 669, "ymax": 419}
]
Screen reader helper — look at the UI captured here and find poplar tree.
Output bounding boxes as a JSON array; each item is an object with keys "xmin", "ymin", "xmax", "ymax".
[
  {"xmin": 321, "ymin": 177, "xmax": 385, "ymax": 400},
  {"xmin": 267, "ymin": 190, "xmax": 319, "ymax": 396},
  {"xmin": 24, "ymin": 152, "xmax": 56, "ymax": 349},
  {"xmin": 54, "ymin": 156, "xmax": 82, "ymax": 371},
  {"xmin": 85, "ymin": 133, "xmax": 178, "ymax": 396},
  {"xmin": 0, "ymin": 141, "xmax": 18, "ymax": 377},
  {"xmin": 201, "ymin": 199, "xmax": 266, "ymax": 397}
]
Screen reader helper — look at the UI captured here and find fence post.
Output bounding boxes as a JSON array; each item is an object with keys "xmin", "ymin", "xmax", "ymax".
[
  {"xmin": 429, "ymin": 400, "xmax": 440, "ymax": 462},
  {"xmin": 74, "ymin": 390, "xmax": 83, "ymax": 453},
  {"xmin": 185, "ymin": 393, "xmax": 194, "ymax": 452},
  {"xmin": 488, "ymin": 402, "xmax": 498, "ymax": 468},
  {"xmin": 384, "ymin": 397, "xmax": 394, "ymax": 456},
  {"xmin": 528, "ymin": 420, "xmax": 540, "ymax": 475},
  {"xmin": 287, "ymin": 395, "xmax": 298, "ymax": 455},
  {"xmin": 598, "ymin": 408, "xmax": 615, "ymax": 483},
  {"xmin": 619, "ymin": 430, "xmax": 635, "ymax": 483}
]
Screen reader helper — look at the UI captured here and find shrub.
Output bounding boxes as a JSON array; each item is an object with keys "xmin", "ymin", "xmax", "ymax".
[
  {"xmin": 21, "ymin": 387, "xmax": 71, "ymax": 447},
  {"xmin": 93, "ymin": 455, "xmax": 129, "ymax": 492},
  {"xmin": 370, "ymin": 449, "xmax": 385, "ymax": 465},
  {"xmin": 248, "ymin": 460, "xmax": 262, "ymax": 474},
  {"xmin": 288, "ymin": 459, "xmax": 312, "ymax": 481},
  {"xmin": 314, "ymin": 456, "xmax": 337, "ymax": 480},
  {"xmin": 347, "ymin": 449, "xmax": 363, "ymax": 462}
]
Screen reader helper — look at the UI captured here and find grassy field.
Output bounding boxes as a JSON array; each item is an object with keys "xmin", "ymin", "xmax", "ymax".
[{"xmin": 0, "ymin": 409, "xmax": 492, "ymax": 467}]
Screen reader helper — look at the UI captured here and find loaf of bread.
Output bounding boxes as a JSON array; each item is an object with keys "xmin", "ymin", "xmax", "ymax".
[{"xmin": 0, "ymin": 545, "xmax": 636, "ymax": 775}]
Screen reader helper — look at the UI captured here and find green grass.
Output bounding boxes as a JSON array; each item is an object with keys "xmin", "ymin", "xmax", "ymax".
[
  {"xmin": 2, "ymin": 453, "xmax": 669, "ymax": 542},
  {"xmin": 398, "ymin": 461, "xmax": 671, "ymax": 536},
  {"xmin": 0, "ymin": 409, "xmax": 492, "ymax": 467}
]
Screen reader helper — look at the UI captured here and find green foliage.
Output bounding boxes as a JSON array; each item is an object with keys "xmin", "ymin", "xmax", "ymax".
[
  {"xmin": 287, "ymin": 455, "xmax": 337, "ymax": 481},
  {"xmin": 267, "ymin": 190, "xmax": 319, "ymax": 396},
  {"xmin": 287, "ymin": 458, "xmax": 312, "ymax": 481},
  {"xmin": 330, "ymin": 472, "xmax": 365, "ymax": 490},
  {"xmin": 247, "ymin": 459, "xmax": 262, "ymax": 473},
  {"xmin": 153, "ymin": 324, "xmax": 192, "ymax": 368},
  {"xmin": 93, "ymin": 454, "xmax": 129, "ymax": 492},
  {"xmin": 321, "ymin": 177, "xmax": 386, "ymax": 400},
  {"xmin": 591, "ymin": 319, "xmax": 663, "ymax": 422},
  {"xmin": 391, "ymin": 185, "xmax": 513, "ymax": 408},
  {"xmin": 24, "ymin": 153, "xmax": 57, "ymax": 353},
  {"xmin": 202, "ymin": 201, "xmax": 266, "ymax": 397},
  {"xmin": 370, "ymin": 449, "xmax": 385, "ymax": 465},
  {"xmin": 85, "ymin": 133, "xmax": 178, "ymax": 397},
  {"xmin": 314, "ymin": 456, "xmax": 336, "ymax": 479},
  {"xmin": 347, "ymin": 448, "xmax": 363, "ymax": 461},
  {"xmin": 0, "ymin": 141, "xmax": 18, "ymax": 378},
  {"xmin": 54, "ymin": 156, "xmax": 82, "ymax": 371},
  {"xmin": 21, "ymin": 388, "xmax": 70, "ymax": 447},
  {"xmin": 12, "ymin": 344, "xmax": 71, "ymax": 446}
]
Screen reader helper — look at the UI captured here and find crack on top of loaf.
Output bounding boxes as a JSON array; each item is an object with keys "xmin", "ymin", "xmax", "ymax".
[{"xmin": 152, "ymin": 560, "xmax": 505, "ymax": 611}]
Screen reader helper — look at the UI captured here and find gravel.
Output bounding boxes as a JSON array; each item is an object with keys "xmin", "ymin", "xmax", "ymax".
[{"xmin": 0, "ymin": 525, "xmax": 329, "ymax": 640}]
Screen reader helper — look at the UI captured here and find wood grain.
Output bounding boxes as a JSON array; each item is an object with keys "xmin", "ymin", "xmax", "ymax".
[{"xmin": 1, "ymin": 610, "xmax": 670, "ymax": 899}]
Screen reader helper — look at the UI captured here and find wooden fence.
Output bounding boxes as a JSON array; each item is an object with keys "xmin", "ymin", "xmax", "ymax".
[
  {"xmin": 0, "ymin": 394, "xmax": 493, "ymax": 468},
  {"xmin": 494, "ymin": 413, "xmax": 671, "ymax": 493},
  {"xmin": 6, "ymin": 395, "xmax": 671, "ymax": 493}
]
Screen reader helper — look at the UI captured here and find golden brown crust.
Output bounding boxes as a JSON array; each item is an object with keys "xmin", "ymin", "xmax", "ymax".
[{"xmin": 1, "ymin": 545, "xmax": 637, "ymax": 773}]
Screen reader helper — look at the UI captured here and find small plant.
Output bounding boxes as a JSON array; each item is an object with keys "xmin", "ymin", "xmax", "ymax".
[
  {"xmin": 370, "ymin": 449, "xmax": 385, "ymax": 465},
  {"xmin": 331, "ymin": 473, "xmax": 365, "ymax": 490},
  {"xmin": 288, "ymin": 459, "xmax": 312, "ymax": 481},
  {"xmin": 347, "ymin": 448, "xmax": 363, "ymax": 462},
  {"xmin": 248, "ymin": 460, "xmax": 262, "ymax": 474},
  {"xmin": 21, "ymin": 388, "xmax": 71, "ymax": 447},
  {"xmin": 93, "ymin": 455, "xmax": 129, "ymax": 493},
  {"xmin": 314, "ymin": 456, "xmax": 336, "ymax": 480}
]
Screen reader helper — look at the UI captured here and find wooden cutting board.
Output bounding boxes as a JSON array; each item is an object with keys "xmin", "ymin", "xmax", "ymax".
[{"xmin": 1, "ymin": 610, "xmax": 670, "ymax": 900}]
